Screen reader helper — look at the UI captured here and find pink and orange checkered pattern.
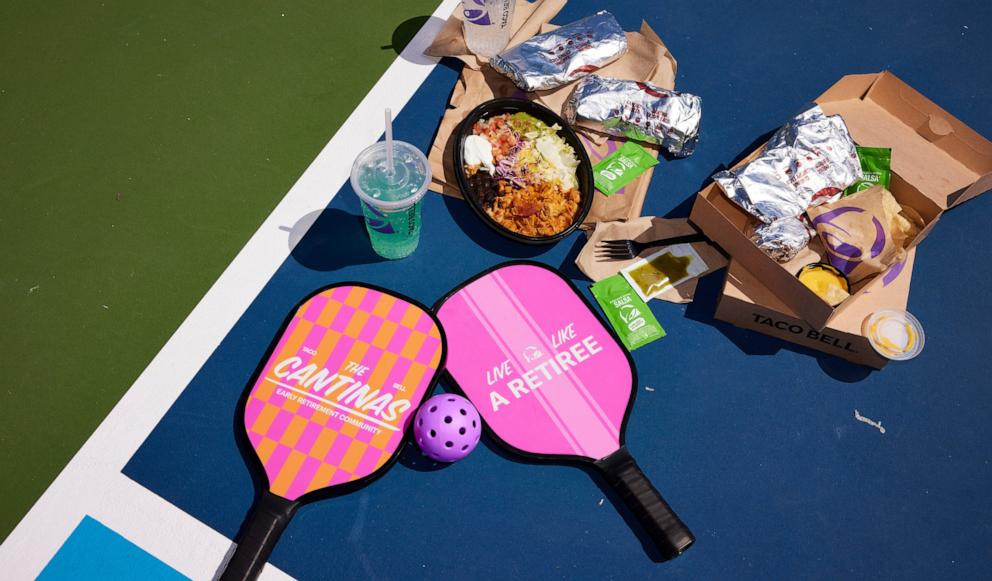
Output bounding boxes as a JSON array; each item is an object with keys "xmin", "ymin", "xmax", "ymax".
[{"xmin": 242, "ymin": 286, "xmax": 443, "ymax": 500}]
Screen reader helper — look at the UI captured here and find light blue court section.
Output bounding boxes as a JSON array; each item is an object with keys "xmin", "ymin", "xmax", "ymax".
[{"xmin": 38, "ymin": 516, "xmax": 188, "ymax": 581}]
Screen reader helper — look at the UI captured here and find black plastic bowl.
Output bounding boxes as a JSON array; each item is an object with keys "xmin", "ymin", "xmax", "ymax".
[{"xmin": 452, "ymin": 98, "xmax": 594, "ymax": 245}]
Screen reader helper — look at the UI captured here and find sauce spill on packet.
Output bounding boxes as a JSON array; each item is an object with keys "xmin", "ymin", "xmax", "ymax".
[
  {"xmin": 620, "ymin": 243, "xmax": 707, "ymax": 302},
  {"xmin": 628, "ymin": 253, "xmax": 691, "ymax": 292}
]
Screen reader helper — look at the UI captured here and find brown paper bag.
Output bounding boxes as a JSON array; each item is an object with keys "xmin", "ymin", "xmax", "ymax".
[
  {"xmin": 575, "ymin": 217, "xmax": 728, "ymax": 303},
  {"xmin": 806, "ymin": 186, "xmax": 922, "ymax": 284},
  {"xmin": 427, "ymin": 16, "xmax": 678, "ymax": 226}
]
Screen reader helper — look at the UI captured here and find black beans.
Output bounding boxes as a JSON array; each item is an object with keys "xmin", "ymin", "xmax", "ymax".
[{"xmin": 467, "ymin": 171, "xmax": 501, "ymax": 208}]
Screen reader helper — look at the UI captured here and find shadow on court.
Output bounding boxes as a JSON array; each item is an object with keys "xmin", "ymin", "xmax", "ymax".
[
  {"xmin": 684, "ymin": 269, "xmax": 873, "ymax": 383},
  {"xmin": 383, "ymin": 15, "xmax": 447, "ymax": 64},
  {"xmin": 284, "ymin": 208, "xmax": 386, "ymax": 272}
]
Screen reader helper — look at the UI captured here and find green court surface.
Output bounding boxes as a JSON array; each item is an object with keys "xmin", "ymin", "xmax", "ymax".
[{"xmin": 0, "ymin": 0, "xmax": 438, "ymax": 541}]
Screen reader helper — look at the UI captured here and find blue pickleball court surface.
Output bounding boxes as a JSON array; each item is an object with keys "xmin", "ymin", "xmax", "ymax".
[
  {"xmin": 39, "ymin": 517, "xmax": 186, "ymax": 581},
  {"xmin": 124, "ymin": 1, "xmax": 992, "ymax": 579}
]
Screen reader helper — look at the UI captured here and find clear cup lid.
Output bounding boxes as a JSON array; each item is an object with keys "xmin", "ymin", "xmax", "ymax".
[{"xmin": 350, "ymin": 140, "xmax": 431, "ymax": 211}]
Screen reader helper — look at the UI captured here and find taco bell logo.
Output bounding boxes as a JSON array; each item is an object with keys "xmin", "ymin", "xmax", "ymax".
[
  {"xmin": 618, "ymin": 303, "xmax": 646, "ymax": 332},
  {"xmin": 365, "ymin": 205, "xmax": 396, "ymax": 234},
  {"xmin": 522, "ymin": 345, "xmax": 543, "ymax": 362},
  {"xmin": 810, "ymin": 206, "xmax": 886, "ymax": 276},
  {"xmin": 463, "ymin": 0, "xmax": 492, "ymax": 25}
]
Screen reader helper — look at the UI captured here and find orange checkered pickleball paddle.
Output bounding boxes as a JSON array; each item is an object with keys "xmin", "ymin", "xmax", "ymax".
[{"xmin": 219, "ymin": 284, "xmax": 446, "ymax": 581}]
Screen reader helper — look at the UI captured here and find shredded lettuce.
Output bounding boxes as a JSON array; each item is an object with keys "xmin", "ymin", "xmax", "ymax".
[
  {"xmin": 473, "ymin": 112, "xmax": 580, "ymax": 191},
  {"xmin": 534, "ymin": 135, "xmax": 579, "ymax": 190},
  {"xmin": 503, "ymin": 113, "xmax": 578, "ymax": 189}
]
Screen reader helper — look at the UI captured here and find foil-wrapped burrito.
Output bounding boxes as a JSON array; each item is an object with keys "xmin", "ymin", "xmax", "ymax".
[
  {"xmin": 713, "ymin": 105, "xmax": 862, "ymax": 224},
  {"xmin": 564, "ymin": 75, "xmax": 702, "ymax": 157},
  {"xmin": 490, "ymin": 11, "xmax": 627, "ymax": 92},
  {"xmin": 747, "ymin": 217, "xmax": 812, "ymax": 263}
]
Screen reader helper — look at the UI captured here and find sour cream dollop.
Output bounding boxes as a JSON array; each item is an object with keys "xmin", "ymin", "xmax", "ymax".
[
  {"xmin": 463, "ymin": 134, "xmax": 496, "ymax": 174},
  {"xmin": 862, "ymin": 309, "xmax": 925, "ymax": 361}
]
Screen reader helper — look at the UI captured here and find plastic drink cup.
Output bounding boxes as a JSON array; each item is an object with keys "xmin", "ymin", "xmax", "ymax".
[
  {"xmin": 350, "ymin": 140, "xmax": 430, "ymax": 260},
  {"xmin": 462, "ymin": 0, "xmax": 515, "ymax": 58}
]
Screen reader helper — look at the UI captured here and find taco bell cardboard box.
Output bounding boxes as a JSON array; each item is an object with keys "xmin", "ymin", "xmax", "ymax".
[
  {"xmin": 716, "ymin": 249, "xmax": 916, "ymax": 369},
  {"xmin": 690, "ymin": 71, "xmax": 992, "ymax": 330}
]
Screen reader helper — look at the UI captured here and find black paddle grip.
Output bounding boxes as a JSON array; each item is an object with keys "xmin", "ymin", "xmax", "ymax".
[
  {"xmin": 595, "ymin": 446, "xmax": 694, "ymax": 560},
  {"xmin": 220, "ymin": 491, "xmax": 299, "ymax": 581}
]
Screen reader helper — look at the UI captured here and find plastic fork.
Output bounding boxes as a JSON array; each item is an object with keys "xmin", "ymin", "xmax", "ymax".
[{"xmin": 596, "ymin": 233, "xmax": 708, "ymax": 260}]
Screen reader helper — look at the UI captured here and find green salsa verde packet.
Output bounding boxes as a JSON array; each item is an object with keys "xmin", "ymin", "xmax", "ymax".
[
  {"xmin": 592, "ymin": 141, "xmax": 659, "ymax": 196},
  {"xmin": 844, "ymin": 146, "xmax": 892, "ymax": 195},
  {"xmin": 590, "ymin": 274, "xmax": 666, "ymax": 351}
]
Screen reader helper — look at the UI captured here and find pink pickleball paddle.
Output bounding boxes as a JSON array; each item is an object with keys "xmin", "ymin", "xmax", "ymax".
[
  {"xmin": 222, "ymin": 284, "xmax": 446, "ymax": 580},
  {"xmin": 434, "ymin": 261, "xmax": 694, "ymax": 560}
]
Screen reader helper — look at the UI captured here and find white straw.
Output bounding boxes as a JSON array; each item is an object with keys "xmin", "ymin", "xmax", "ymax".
[{"xmin": 384, "ymin": 108, "xmax": 394, "ymax": 175}]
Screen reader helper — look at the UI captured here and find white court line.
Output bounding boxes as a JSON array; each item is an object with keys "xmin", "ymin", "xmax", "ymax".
[
  {"xmin": 92, "ymin": 478, "xmax": 295, "ymax": 581},
  {"xmin": 0, "ymin": 1, "xmax": 460, "ymax": 578}
]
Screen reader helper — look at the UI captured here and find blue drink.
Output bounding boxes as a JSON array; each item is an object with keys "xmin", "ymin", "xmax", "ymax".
[{"xmin": 350, "ymin": 141, "xmax": 431, "ymax": 260}]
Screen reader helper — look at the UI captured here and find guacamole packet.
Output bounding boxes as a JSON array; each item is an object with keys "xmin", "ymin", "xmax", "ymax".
[
  {"xmin": 591, "ymin": 275, "xmax": 665, "ymax": 351},
  {"xmin": 592, "ymin": 141, "xmax": 659, "ymax": 196},
  {"xmin": 844, "ymin": 146, "xmax": 892, "ymax": 195}
]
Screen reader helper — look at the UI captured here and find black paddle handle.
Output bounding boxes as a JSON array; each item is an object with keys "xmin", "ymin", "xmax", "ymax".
[
  {"xmin": 220, "ymin": 491, "xmax": 299, "ymax": 581},
  {"xmin": 595, "ymin": 446, "xmax": 695, "ymax": 560}
]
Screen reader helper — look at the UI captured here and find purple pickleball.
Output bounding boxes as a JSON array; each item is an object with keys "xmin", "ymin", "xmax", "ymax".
[{"xmin": 413, "ymin": 394, "xmax": 482, "ymax": 462}]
